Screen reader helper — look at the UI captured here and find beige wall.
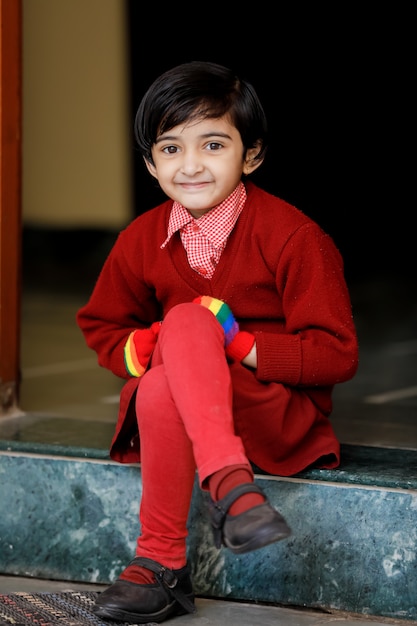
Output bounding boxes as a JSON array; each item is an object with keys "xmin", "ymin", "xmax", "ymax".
[{"xmin": 23, "ymin": 0, "xmax": 132, "ymax": 228}]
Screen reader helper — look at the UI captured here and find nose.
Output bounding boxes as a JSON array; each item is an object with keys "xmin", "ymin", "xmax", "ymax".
[{"xmin": 180, "ymin": 148, "xmax": 203, "ymax": 176}]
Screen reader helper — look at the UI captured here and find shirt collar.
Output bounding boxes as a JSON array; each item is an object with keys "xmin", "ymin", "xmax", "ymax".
[{"xmin": 160, "ymin": 182, "xmax": 246, "ymax": 249}]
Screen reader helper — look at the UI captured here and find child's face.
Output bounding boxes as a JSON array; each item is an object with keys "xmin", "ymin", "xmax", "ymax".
[{"xmin": 144, "ymin": 115, "xmax": 261, "ymax": 217}]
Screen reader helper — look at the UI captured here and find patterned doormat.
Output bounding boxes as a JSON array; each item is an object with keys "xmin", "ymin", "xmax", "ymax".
[{"xmin": 0, "ymin": 591, "xmax": 147, "ymax": 626}]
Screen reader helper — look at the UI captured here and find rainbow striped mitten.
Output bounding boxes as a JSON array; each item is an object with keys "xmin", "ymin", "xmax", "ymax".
[
  {"xmin": 193, "ymin": 296, "xmax": 255, "ymax": 362},
  {"xmin": 124, "ymin": 321, "xmax": 162, "ymax": 377}
]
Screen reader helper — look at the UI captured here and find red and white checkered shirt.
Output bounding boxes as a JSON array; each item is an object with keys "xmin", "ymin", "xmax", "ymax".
[{"xmin": 160, "ymin": 182, "xmax": 247, "ymax": 279}]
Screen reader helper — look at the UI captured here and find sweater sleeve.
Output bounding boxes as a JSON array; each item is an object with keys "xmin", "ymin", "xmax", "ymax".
[
  {"xmin": 76, "ymin": 229, "xmax": 162, "ymax": 379},
  {"xmin": 253, "ymin": 222, "xmax": 358, "ymax": 387}
]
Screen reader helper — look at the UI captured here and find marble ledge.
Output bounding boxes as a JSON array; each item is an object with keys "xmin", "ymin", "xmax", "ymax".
[
  {"xmin": 0, "ymin": 452, "xmax": 416, "ymax": 620},
  {"xmin": 2, "ymin": 411, "xmax": 417, "ymax": 491}
]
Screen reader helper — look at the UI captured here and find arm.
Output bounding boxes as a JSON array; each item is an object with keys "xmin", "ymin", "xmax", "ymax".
[
  {"xmin": 254, "ymin": 223, "xmax": 359, "ymax": 386},
  {"xmin": 76, "ymin": 231, "xmax": 161, "ymax": 379}
]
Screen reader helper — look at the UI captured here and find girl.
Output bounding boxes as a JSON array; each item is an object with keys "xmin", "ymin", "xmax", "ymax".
[{"xmin": 77, "ymin": 60, "xmax": 358, "ymax": 624}]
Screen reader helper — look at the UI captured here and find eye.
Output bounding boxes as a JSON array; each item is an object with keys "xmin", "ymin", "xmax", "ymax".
[
  {"xmin": 162, "ymin": 145, "xmax": 179, "ymax": 154},
  {"xmin": 206, "ymin": 142, "xmax": 222, "ymax": 151}
]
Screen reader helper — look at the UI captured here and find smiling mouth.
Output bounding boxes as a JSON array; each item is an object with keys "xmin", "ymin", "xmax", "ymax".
[
  {"xmin": 178, "ymin": 181, "xmax": 210, "ymax": 188},
  {"xmin": 178, "ymin": 180, "xmax": 210, "ymax": 187}
]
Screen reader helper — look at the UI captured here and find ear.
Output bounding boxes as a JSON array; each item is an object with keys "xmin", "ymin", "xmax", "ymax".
[
  {"xmin": 243, "ymin": 141, "xmax": 264, "ymax": 175},
  {"xmin": 144, "ymin": 157, "xmax": 158, "ymax": 179}
]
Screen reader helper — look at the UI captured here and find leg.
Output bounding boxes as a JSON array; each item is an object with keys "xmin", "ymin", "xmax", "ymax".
[
  {"xmin": 152, "ymin": 302, "xmax": 250, "ymax": 484},
  {"xmin": 149, "ymin": 303, "xmax": 291, "ymax": 552},
  {"xmin": 135, "ymin": 364, "xmax": 196, "ymax": 569},
  {"xmin": 94, "ymin": 365, "xmax": 196, "ymax": 623}
]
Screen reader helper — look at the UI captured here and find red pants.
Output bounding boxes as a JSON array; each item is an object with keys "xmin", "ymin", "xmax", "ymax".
[{"xmin": 134, "ymin": 303, "xmax": 251, "ymax": 568}]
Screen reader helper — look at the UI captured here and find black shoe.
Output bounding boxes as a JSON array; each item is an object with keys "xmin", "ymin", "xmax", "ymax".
[
  {"xmin": 209, "ymin": 483, "xmax": 292, "ymax": 554},
  {"xmin": 92, "ymin": 557, "xmax": 195, "ymax": 624}
]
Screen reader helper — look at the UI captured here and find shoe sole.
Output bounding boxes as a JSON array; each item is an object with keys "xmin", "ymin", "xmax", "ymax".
[
  {"xmin": 224, "ymin": 523, "xmax": 291, "ymax": 554},
  {"xmin": 93, "ymin": 598, "xmax": 190, "ymax": 623}
]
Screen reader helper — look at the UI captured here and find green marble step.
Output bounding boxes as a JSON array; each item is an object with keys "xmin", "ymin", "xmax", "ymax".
[{"xmin": 0, "ymin": 415, "xmax": 416, "ymax": 621}]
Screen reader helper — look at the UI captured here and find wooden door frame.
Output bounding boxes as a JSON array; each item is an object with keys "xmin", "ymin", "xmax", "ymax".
[{"xmin": 0, "ymin": 0, "xmax": 22, "ymax": 415}]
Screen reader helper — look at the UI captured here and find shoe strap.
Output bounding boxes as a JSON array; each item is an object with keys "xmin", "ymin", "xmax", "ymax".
[
  {"xmin": 130, "ymin": 556, "xmax": 195, "ymax": 614},
  {"xmin": 209, "ymin": 483, "xmax": 265, "ymax": 548}
]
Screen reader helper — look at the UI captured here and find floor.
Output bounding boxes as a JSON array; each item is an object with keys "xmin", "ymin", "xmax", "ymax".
[
  {"xmin": 0, "ymin": 576, "xmax": 413, "ymax": 625},
  {"xmin": 13, "ymin": 274, "xmax": 417, "ymax": 451},
  {"xmin": 1, "ymin": 245, "xmax": 416, "ymax": 624}
]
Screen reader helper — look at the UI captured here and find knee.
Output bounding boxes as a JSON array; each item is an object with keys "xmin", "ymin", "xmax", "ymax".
[{"xmin": 164, "ymin": 301, "xmax": 217, "ymax": 329}]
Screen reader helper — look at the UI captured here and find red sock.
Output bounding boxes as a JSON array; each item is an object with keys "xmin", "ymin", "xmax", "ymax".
[
  {"xmin": 208, "ymin": 464, "xmax": 265, "ymax": 515},
  {"xmin": 119, "ymin": 563, "xmax": 155, "ymax": 585}
]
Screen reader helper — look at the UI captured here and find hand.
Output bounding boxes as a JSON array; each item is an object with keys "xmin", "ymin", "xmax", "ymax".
[
  {"xmin": 124, "ymin": 321, "xmax": 162, "ymax": 377},
  {"xmin": 193, "ymin": 296, "xmax": 255, "ymax": 362}
]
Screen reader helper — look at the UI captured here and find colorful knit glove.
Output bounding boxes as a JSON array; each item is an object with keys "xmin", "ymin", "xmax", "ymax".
[
  {"xmin": 193, "ymin": 296, "xmax": 255, "ymax": 362},
  {"xmin": 124, "ymin": 321, "xmax": 162, "ymax": 377}
]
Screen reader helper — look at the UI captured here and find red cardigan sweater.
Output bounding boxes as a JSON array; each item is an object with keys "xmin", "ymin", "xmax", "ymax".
[{"xmin": 77, "ymin": 182, "xmax": 358, "ymax": 473}]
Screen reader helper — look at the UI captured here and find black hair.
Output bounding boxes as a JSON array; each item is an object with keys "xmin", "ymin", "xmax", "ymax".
[{"xmin": 134, "ymin": 61, "xmax": 268, "ymax": 165}]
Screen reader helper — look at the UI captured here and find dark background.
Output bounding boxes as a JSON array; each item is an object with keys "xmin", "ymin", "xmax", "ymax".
[
  {"xmin": 23, "ymin": 5, "xmax": 413, "ymax": 314},
  {"xmin": 126, "ymin": 3, "xmax": 413, "ymax": 288}
]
